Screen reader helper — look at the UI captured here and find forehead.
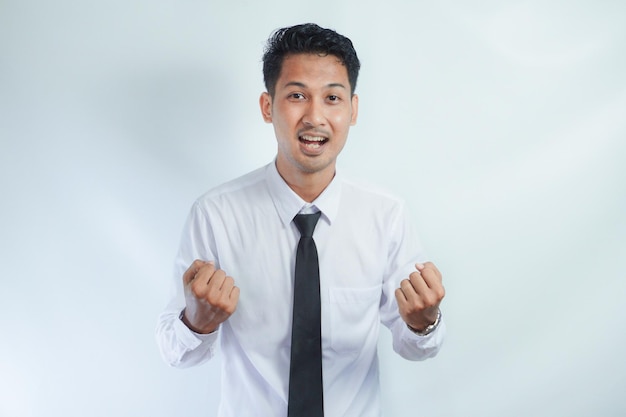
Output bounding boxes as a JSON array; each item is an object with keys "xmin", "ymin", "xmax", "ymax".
[{"xmin": 277, "ymin": 53, "xmax": 349, "ymax": 88}]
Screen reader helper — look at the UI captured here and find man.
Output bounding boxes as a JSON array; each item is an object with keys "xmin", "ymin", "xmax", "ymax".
[{"xmin": 156, "ymin": 23, "xmax": 445, "ymax": 417}]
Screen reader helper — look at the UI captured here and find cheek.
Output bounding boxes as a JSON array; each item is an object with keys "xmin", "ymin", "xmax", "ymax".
[
  {"xmin": 272, "ymin": 113, "xmax": 291, "ymax": 131},
  {"xmin": 330, "ymin": 113, "xmax": 352, "ymax": 131},
  {"xmin": 333, "ymin": 105, "xmax": 355, "ymax": 123},
  {"xmin": 275, "ymin": 108, "xmax": 300, "ymax": 128}
]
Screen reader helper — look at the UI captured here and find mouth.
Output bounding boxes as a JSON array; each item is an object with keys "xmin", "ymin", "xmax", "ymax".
[{"xmin": 299, "ymin": 134, "xmax": 329, "ymax": 150}]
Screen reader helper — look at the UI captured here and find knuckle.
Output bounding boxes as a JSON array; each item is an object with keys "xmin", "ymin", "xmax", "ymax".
[
  {"xmin": 406, "ymin": 304, "xmax": 420, "ymax": 316},
  {"xmin": 206, "ymin": 293, "xmax": 221, "ymax": 307},
  {"xmin": 192, "ymin": 259, "xmax": 205, "ymax": 271},
  {"xmin": 422, "ymin": 269, "xmax": 435, "ymax": 280},
  {"xmin": 191, "ymin": 280, "xmax": 204, "ymax": 296},
  {"xmin": 207, "ymin": 286, "xmax": 221, "ymax": 300},
  {"xmin": 422, "ymin": 293, "xmax": 437, "ymax": 306},
  {"xmin": 224, "ymin": 302, "xmax": 237, "ymax": 315},
  {"xmin": 232, "ymin": 286, "xmax": 241, "ymax": 299},
  {"xmin": 213, "ymin": 269, "xmax": 226, "ymax": 280},
  {"xmin": 436, "ymin": 286, "xmax": 446, "ymax": 299},
  {"xmin": 397, "ymin": 303, "xmax": 407, "ymax": 315},
  {"xmin": 413, "ymin": 298, "xmax": 426, "ymax": 310},
  {"xmin": 212, "ymin": 298, "xmax": 235, "ymax": 314},
  {"xmin": 203, "ymin": 264, "xmax": 216, "ymax": 276}
]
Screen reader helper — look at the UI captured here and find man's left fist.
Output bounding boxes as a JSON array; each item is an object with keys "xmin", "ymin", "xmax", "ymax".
[{"xmin": 395, "ymin": 262, "xmax": 445, "ymax": 332}]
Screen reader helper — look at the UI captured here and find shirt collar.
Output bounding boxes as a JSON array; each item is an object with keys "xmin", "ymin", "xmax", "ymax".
[{"xmin": 265, "ymin": 160, "xmax": 341, "ymax": 227}]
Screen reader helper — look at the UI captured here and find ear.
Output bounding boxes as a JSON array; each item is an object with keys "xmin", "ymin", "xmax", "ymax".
[
  {"xmin": 350, "ymin": 94, "xmax": 359, "ymax": 126},
  {"xmin": 260, "ymin": 92, "xmax": 273, "ymax": 123}
]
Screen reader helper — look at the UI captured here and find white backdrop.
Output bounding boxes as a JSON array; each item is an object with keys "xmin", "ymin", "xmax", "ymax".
[{"xmin": 1, "ymin": 1, "xmax": 625, "ymax": 416}]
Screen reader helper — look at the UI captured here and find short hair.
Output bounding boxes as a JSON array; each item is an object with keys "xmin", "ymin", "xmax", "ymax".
[{"xmin": 262, "ymin": 23, "xmax": 361, "ymax": 97}]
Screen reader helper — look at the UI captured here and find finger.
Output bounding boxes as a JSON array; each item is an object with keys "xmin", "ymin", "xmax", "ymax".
[
  {"xmin": 416, "ymin": 261, "xmax": 438, "ymax": 271},
  {"xmin": 408, "ymin": 270, "xmax": 431, "ymax": 296},
  {"xmin": 218, "ymin": 276, "xmax": 235, "ymax": 299},
  {"xmin": 219, "ymin": 278, "xmax": 239, "ymax": 310},
  {"xmin": 222, "ymin": 284, "xmax": 240, "ymax": 315},
  {"xmin": 206, "ymin": 269, "xmax": 227, "ymax": 296},
  {"xmin": 394, "ymin": 287, "xmax": 409, "ymax": 308},
  {"xmin": 425, "ymin": 262, "xmax": 442, "ymax": 279},
  {"xmin": 191, "ymin": 263, "xmax": 218, "ymax": 298},
  {"xmin": 195, "ymin": 262, "xmax": 217, "ymax": 285},
  {"xmin": 420, "ymin": 263, "xmax": 445, "ymax": 301},
  {"xmin": 406, "ymin": 276, "xmax": 439, "ymax": 311},
  {"xmin": 183, "ymin": 259, "xmax": 211, "ymax": 285},
  {"xmin": 207, "ymin": 274, "xmax": 237, "ymax": 314},
  {"xmin": 399, "ymin": 278, "xmax": 422, "ymax": 304},
  {"xmin": 410, "ymin": 271, "xmax": 442, "ymax": 306},
  {"xmin": 420, "ymin": 268, "xmax": 442, "ymax": 289},
  {"xmin": 230, "ymin": 285, "xmax": 240, "ymax": 302},
  {"xmin": 415, "ymin": 262, "xmax": 443, "ymax": 288},
  {"xmin": 417, "ymin": 262, "xmax": 441, "ymax": 279},
  {"xmin": 422, "ymin": 273, "xmax": 445, "ymax": 301}
]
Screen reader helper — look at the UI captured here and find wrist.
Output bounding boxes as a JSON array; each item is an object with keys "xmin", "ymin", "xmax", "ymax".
[
  {"xmin": 406, "ymin": 308, "xmax": 442, "ymax": 336},
  {"xmin": 180, "ymin": 309, "xmax": 218, "ymax": 334}
]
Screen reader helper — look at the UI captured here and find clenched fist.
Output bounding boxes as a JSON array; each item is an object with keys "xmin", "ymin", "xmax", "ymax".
[
  {"xmin": 181, "ymin": 260, "xmax": 240, "ymax": 334},
  {"xmin": 395, "ymin": 262, "xmax": 445, "ymax": 333}
]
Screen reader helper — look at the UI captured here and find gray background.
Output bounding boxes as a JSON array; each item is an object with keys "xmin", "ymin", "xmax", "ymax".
[{"xmin": 1, "ymin": 1, "xmax": 625, "ymax": 416}]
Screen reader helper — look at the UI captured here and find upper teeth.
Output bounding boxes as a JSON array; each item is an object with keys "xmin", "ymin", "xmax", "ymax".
[{"xmin": 301, "ymin": 135, "xmax": 326, "ymax": 142}]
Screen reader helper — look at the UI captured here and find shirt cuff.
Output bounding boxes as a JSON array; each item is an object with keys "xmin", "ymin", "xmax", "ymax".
[
  {"xmin": 173, "ymin": 312, "xmax": 220, "ymax": 350},
  {"xmin": 402, "ymin": 318, "xmax": 445, "ymax": 344}
]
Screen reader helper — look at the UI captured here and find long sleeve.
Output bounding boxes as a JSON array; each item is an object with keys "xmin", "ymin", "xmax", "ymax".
[
  {"xmin": 155, "ymin": 201, "xmax": 221, "ymax": 368},
  {"xmin": 379, "ymin": 201, "xmax": 446, "ymax": 361},
  {"xmin": 155, "ymin": 299, "xmax": 219, "ymax": 368}
]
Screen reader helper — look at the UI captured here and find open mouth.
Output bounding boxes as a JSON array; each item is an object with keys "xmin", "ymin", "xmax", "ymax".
[{"xmin": 299, "ymin": 135, "xmax": 329, "ymax": 150}]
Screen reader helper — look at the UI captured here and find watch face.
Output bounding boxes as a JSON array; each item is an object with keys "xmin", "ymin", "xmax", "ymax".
[{"xmin": 421, "ymin": 324, "xmax": 435, "ymax": 336}]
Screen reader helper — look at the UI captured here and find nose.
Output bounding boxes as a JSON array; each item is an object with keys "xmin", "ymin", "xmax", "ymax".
[{"xmin": 302, "ymin": 99, "xmax": 325, "ymax": 127}]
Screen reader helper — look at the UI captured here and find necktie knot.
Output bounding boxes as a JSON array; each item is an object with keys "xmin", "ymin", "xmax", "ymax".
[{"xmin": 293, "ymin": 212, "xmax": 321, "ymax": 238}]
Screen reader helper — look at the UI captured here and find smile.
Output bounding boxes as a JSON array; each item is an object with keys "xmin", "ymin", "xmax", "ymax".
[{"xmin": 299, "ymin": 135, "xmax": 328, "ymax": 150}]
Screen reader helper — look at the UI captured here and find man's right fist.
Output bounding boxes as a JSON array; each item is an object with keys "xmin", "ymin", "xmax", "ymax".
[{"xmin": 181, "ymin": 260, "xmax": 240, "ymax": 334}]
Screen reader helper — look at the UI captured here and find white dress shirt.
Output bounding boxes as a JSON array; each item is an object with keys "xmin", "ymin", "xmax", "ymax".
[{"xmin": 156, "ymin": 161, "xmax": 445, "ymax": 417}]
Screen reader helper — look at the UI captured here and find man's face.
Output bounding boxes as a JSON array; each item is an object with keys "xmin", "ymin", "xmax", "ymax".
[{"xmin": 260, "ymin": 53, "xmax": 358, "ymax": 182}]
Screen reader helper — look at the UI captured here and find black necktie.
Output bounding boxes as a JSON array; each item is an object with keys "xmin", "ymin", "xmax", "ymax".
[{"xmin": 288, "ymin": 212, "xmax": 324, "ymax": 417}]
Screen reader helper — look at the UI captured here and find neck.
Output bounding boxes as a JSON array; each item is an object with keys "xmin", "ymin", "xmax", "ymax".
[{"xmin": 275, "ymin": 161, "xmax": 335, "ymax": 203}]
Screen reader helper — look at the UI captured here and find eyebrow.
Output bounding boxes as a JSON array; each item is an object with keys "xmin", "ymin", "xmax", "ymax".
[{"xmin": 283, "ymin": 81, "xmax": 347, "ymax": 90}]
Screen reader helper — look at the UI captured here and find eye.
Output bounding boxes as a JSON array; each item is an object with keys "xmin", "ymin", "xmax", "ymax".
[
  {"xmin": 289, "ymin": 93, "xmax": 305, "ymax": 100},
  {"xmin": 328, "ymin": 95, "xmax": 339, "ymax": 102}
]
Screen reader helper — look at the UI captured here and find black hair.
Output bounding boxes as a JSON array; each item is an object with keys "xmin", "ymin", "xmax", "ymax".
[{"xmin": 262, "ymin": 23, "xmax": 361, "ymax": 97}]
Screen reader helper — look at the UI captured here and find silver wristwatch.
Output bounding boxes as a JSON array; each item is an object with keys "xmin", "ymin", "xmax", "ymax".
[{"xmin": 407, "ymin": 308, "xmax": 442, "ymax": 336}]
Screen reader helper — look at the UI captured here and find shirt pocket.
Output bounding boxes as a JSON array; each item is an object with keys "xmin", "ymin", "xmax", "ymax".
[{"xmin": 328, "ymin": 285, "xmax": 382, "ymax": 353}]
